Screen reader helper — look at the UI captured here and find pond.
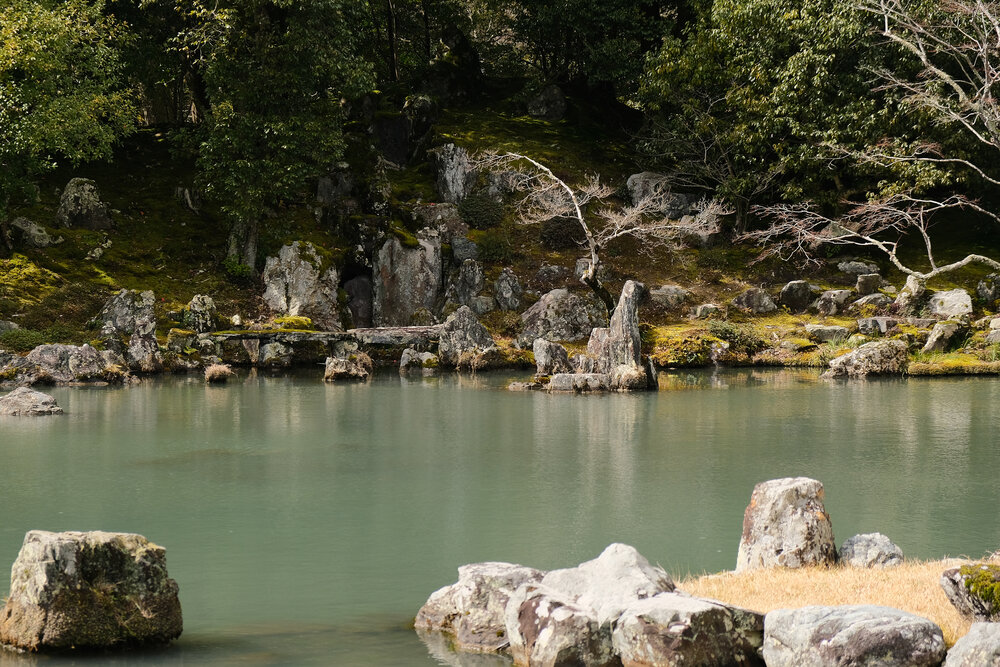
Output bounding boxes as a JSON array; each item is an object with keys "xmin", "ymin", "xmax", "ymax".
[{"xmin": 1, "ymin": 368, "xmax": 998, "ymax": 664}]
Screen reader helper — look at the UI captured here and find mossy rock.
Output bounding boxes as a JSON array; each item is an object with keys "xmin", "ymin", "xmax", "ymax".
[
  {"xmin": 650, "ymin": 336, "xmax": 714, "ymax": 368},
  {"xmin": 274, "ymin": 316, "xmax": 315, "ymax": 331}
]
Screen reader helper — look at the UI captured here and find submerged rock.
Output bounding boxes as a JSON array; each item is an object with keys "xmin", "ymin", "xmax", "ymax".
[
  {"xmin": 0, "ymin": 387, "xmax": 63, "ymax": 416},
  {"xmin": 0, "ymin": 530, "xmax": 183, "ymax": 651}
]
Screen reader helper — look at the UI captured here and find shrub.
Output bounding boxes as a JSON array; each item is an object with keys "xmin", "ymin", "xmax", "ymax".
[
  {"xmin": 0, "ymin": 328, "xmax": 47, "ymax": 352},
  {"xmin": 476, "ymin": 231, "xmax": 516, "ymax": 263},
  {"xmin": 223, "ymin": 257, "xmax": 255, "ymax": 286},
  {"xmin": 539, "ymin": 217, "xmax": 585, "ymax": 250},
  {"xmin": 706, "ymin": 320, "xmax": 769, "ymax": 356},
  {"xmin": 458, "ymin": 193, "xmax": 503, "ymax": 230}
]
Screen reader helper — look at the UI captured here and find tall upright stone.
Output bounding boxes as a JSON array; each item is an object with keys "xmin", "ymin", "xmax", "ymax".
[{"xmin": 373, "ymin": 229, "xmax": 443, "ymax": 326}]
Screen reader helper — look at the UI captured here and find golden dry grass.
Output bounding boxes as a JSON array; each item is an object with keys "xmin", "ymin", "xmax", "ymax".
[{"xmin": 678, "ymin": 560, "xmax": 972, "ymax": 647}]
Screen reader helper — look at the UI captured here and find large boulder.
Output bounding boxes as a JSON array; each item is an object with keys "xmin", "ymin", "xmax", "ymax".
[
  {"xmin": 429, "ymin": 143, "xmax": 476, "ymax": 204},
  {"xmin": 373, "ymin": 229, "xmax": 444, "ymax": 326},
  {"xmin": 804, "ymin": 324, "xmax": 850, "ymax": 343},
  {"xmin": 493, "ymin": 267, "xmax": 522, "ymax": 311},
  {"xmin": 922, "ymin": 320, "xmax": 966, "ymax": 353},
  {"xmin": 180, "ymin": 294, "xmax": 218, "ymax": 333},
  {"xmin": 518, "ymin": 289, "xmax": 608, "ymax": 347},
  {"xmin": 505, "ymin": 584, "xmax": 618, "ymax": 667},
  {"xmin": 415, "ymin": 562, "xmax": 544, "ymax": 653},
  {"xmin": 0, "ymin": 387, "xmax": 63, "ymax": 416},
  {"xmin": 929, "ymin": 289, "xmax": 973, "ymax": 319},
  {"xmin": 94, "ymin": 289, "xmax": 156, "ymax": 338},
  {"xmin": 625, "ymin": 173, "xmax": 692, "ymax": 218},
  {"xmin": 941, "ymin": 563, "xmax": 1000, "ymax": 621},
  {"xmin": 9, "ymin": 217, "xmax": 59, "ymax": 249},
  {"xmin": 11, "ymin": 344, "xmax": 123, "ymax": 384},
  {"xmin": 586, "ymin": 281, "xmax": 650, "ymax": 390},
  {"xmin": 762, "ymin": 605, "xmax": 946, "ymax": 667},
  {"xmin": 126, "ymin": 332, "xmax": 163, "ymax": 373},
  {"xmin": 815, "ymin": 290, "xmax": 854, "ymax": 316},
  {"xmin": 446, "ymin": 258, "xmax": 487, "ymax": 311},
  {"xmin": 0, "ymin": 530, "xmax": 183, "ymax": 651},
  {"xmin": 56, "ymin": 178, "xmax": 113, "ymax": 230},
  {"xmin": 538, "ymin": 543, "xmax": 675, "ymax": 626},
  {"xmin": 533, "ymin": 339, "xmax": 573, "ymax": 375},
  {"xmin": 736, "ymin": 477, "xmax": 836, "ymax": 572},
  {"xmin": 649, "ymin": 285, "xmax": 691, "ymax": 310},
  {"xmin": 779, "ymin": 281, "xmax": 813, "ymax": 313},
  {"xmin": 944, "ymin": 622, "xmax": 1000, "ymax": 666},
  {"xmin": 612, "ymin": 593, "xmax": 765, "ymax": 667},
  {"xmin": 262, "ymin": 242, "xmax": 341, "ymax": 331},
  {"xmin": 437, "ymin": 306, "xmax": 498, "ymax": 368},
  {"xmin": 823, "ymin": 339, "xmax": 908, "ymax": 378},
  {"xmin": 839, "ymin": 533, "xmax": 904, "ymax": 569},
  {"xmin": 732, "ymin": 288, "xmax": 777, "ymax": 314}
]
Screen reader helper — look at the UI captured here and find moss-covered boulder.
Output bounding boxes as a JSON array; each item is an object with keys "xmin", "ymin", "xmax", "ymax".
[
  {"xmin": 0, "ymin": 530, "xmax": 182, "ymax": 651},
  {"xmin": 941, "ymin": 563, "xmax": 1000, "ymax": 621},
  {"xmin": 55, "ymin": 178, "xmax": 112, "ymax": 230}
]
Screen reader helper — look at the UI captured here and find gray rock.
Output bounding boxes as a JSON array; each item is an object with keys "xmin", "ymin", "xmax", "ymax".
[
  {"xmin": 447, "ymin": 259, "xmax": 485, "ymax": 308},
  {"xmin": 732, "ymin": 287, "xmax": 777, "ymax": 314},
  {"xmin": 839, "ymin": 533, "xmax": 904, "ymax": 568},
  {"xmin": 429, "ymin": 143, "xmax": 476, "ymax": 204},
  {"xmin": 945, "ymin": 622, "xmax": 1000, "ymax": 666},
  {"xmin": 929, "ymin": 289, "xmax": 973, "ymax": 319},
  {"xmin": 9, "ymin": 217, "xmax": 59, "ymax": 249},
  {"xmin": 451, "ymin": 235, "xmax": 478, "ymax": 262},
  {"xmin": 126, "ymin": 332, "xmax": 163, "ymax": 373},
  {"xmin": 343, "ymin": 275, "xmax": 373, "ymax": 329},
  {"xmin": 547, "ymin": 373, "xmax": 611, "ymax": 392},
  {"xmin": 857, "ymin": 316, "xmax": 900, "ymax": 336},
  {"xmin": 586, "ymin": 280, "xmax": 650, "ymax": 391},
  {"xmin": 527, "ymin": 83, "xmax": 567, "ymax": 120},
  {"xmin": 894, "ymin": 275, "xmax": 927, "ymax": 316},
  {"xmin": 0, "ymin": 320, "xmax": 18, "ymax": 333},
  {"xmin": 437, "ymin": 306, "xmax": 497, "ymax": 369},
  {"xmin": 941, "ymin": 564, "xmax": 1000, "ymax": 621},
  {"xmin": 838, "ymin": 260, "xmax": 880, "ymax": 275},
  {"xmin": 815, "ymin": 289, "xmax": 854, "ymax": 316},
  {"xmin": 625, "ymin": 173, "xmax": 692, "ymax": 218},
  {"xmin": 399, "ymin": 348, "xmax": 439, "ymax": 373},
  {"xmin": 493, "ymin": 267, "xmax": 522, "ymax": 311},
  {"xmin": 694, "ymin": 303, "xmax": 722, "ymax": 319},
  {"xmin": 922, "ymin": 320, "xmax": 967, "ymax": 353},
  {"xmin": 373, "ymin": 229, "xmax": 443, "ymax": 326},
  {"xmin": 572, "ymin": 354, "xmax": 596, "ymax": 374},
  {"xmin": 977, "ymin": 274, "xmax": 1000, "ymax": 307},
  {"xmin": 763, "ymin": 605, "xmax": 946, "ymax": 667},
  {"xmin": 166, "ymin": 328, "xmax": 196, "ymax": 354},
  {"xmin": 0, "ymin": 387, "xmax": 63, "ymax": 416},
  {"xmin": 538, "ymin": 543, "xmax": 676, "ymax": 626},
  {"xmin": 262, "ymin": 242, "xmax": 341, "ymax": 331},
  {"xmin": 804, "ymin": 324, "xmax": 850, "ymax": 343},
  {"xmin": 56, "ymin": 178, "xmax": 113, "ymax": 230},
  {"xmin": 413, "ymin": 203, "xmax": 467, "ymax": 237},
  {"xmin": 823, "ymin": 339, "xmax": 909, "ymax": 378},
  {"xmin": 988, "ymin": 330, "xmax": 1000, "ymax": 345},
  {"xmin": 415, "ymin": 562, "xmax": 544, "ymax": 653},
  {"xmin": 856, "ymin": 273, "xmax": 882, "ymax": 296},
  {"xmin": 851, "ymin": 293, "xmax": 892, "ymax": 311},
  {"xmin": 12, "ymin": 344, "xmax": 118, "ymax": 384},
  {"xmin": 736, "ymin": 477, "xmax": 836, "ymax": 572},
  {"xmin": 505, "ymin": 584, "xmax": 617, "ymax": 667},
  {"xmin": 533, "ymin": 339, "xmax": 573, "ymax": 375},
  {"xmin": 0, "ymin": 530, "xmax": 182, "ymax": 651},
  {"xmin": 649, "ymin": 284, "xmax": 691, "ymax": 310},
  {"xmin": 259, "ymin": 342, "xmax": 293, "ymax": 368},
  {"xmin": 180, "ymin": 295, "xmax": 217, "ymax": 333},
  {"xmin": 519, "ymin": 289, "xmax": 608, "ymax": 346},
  {"xmin": 94, "ymin": 290, "xmax": 156, "ymax": 338},
  {"xmin": 780, "ymin": 280, "xmax": 814, "ymax": 313},
  {"xmin": 613, "ymin": 593, "xmax": 764, "ymax": 667},
  {"xmin": 323, "ymin": 352, "xmax": 373, "ymax": 381}
]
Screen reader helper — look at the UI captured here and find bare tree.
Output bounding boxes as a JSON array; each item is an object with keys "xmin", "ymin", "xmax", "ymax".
[
  {"xmin": 477, "ymin": 151, "xmax": 728, "ymax": 314},
  {"xmin": 747, "ymin": 192, "xmax": 1000, "ymax": 281}
]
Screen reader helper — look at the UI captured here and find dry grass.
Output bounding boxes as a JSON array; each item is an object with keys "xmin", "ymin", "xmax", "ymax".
[
  {"xmin": 678, "ymin": 560, "xmax": 971, "ymax": 647},
  {"xmin": 204, "ymin": 363, "xmax": 234, "ymax": 384}
]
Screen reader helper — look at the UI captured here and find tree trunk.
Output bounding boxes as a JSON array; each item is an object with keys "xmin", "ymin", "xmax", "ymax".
[
  {"xmin": 420, "ymin": 0, "xmax": 432, "ymax": 62},
  {"xmin": 581, "ymin": 268, "xmax": 616, "ymax": 319},
  {"xmin": 226, "ymin": 218, "xmax": 259, "ymax": 271},
  {"xmin": 0, "ymin": 218, "xmax": 11, "ymax": 258},
  {"xmin": 385, "ymin": 0, "xmax": 399, "ymax": 81}
]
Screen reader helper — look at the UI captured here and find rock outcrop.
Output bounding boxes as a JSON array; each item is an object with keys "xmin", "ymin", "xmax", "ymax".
[
  {"xmin": 732, "ymin": 287, "xmax": 777, "ymax": 314},
  {"xmin": 94, "ymin": 289, "xmax": 156, "ymax": 339},
  {"xmin": 56, "ymin": 178, "xmax": 112, "ymax": 230},
  {"xmin": 262, "ymin": 242, "xmax": 341, "ymax": 330},
  {"xmin": 493, "ymin": 267, "xmax": 522, "ymax": 311},
  {"xmin": 941, "ymin": 564, "xmax": 1000, "ymax": 621},
  {"xmin": 586, "ymin": 280, "xmax": 651, "ymax": 391},
  {"xmin": 823, "ymin": 339, "xmax": 908, "ymax": 378},
  {"xmin": 0, "ymin": 387, "xmax": 63, "ymax": 416},
  {"xmin": 180, "ymin": 294, "xmax": 218, "ymax": 333},
  {"xmin": 429, "ymin": 143, "xmax": 476, "ymax": 203},
  {"xmin": 0, "ymin": 530, "xmax": 183, "ymax": 651},
  {"xmin": 373, "ymin": 229, "xmax": 443, "ymax": 326},
  {"xmin": 519, "ymin": 289, "xmax": 608, "ymax": 346},
  {"xmin": 533, "ymin": 339, "xmax": 573, "ymax": 375},
  {"xmin": 779, "ymin": 281, "xmax": 813, "ymax": 313},
  {"xmin": 437, "ymin": 306, "xmax": 498, "ymax": 369},
  {"xmin": 762, "ymin": 605, "xmax": 946, "ymax": 667},
  {"xmin": 839, "ymin": 533, "xmax": 903, "ymax": 568},
  {"xmin": 736, "ymin": 477, "xmax": 836, "ymax": 572}
]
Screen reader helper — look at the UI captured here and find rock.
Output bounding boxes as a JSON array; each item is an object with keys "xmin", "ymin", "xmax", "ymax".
[
  {"xmin": 413, "ymin": 203, "xmax": 466, "ymax": 237},
  {"xmin": 779, "ymin": 280, "xmax": 814, "ymax": 313},
  {"xmin": 977, "ymin": 274, "xmax": 1000, "ymax": 307},
  {"xmin": 988, "ymin": 330, "xmax": 1000, "ymax": 345},
  {"xmin": 519, "ymin": 288, "xmax": 608, "ymax": 346},
  {"xmin": 126, "ymin": 332, "xmax": 163, "ymax": 373},
  {"xmin": 538, "ymin": 543, "xmax": 676, "ymax": 626},
  {"xmin": 547, "ymin": 373, "xmax": 611, "ymax": 392},
  {"xmin": 856, "ymin": 273, "xmax": 882, "ymax": 296},
  {"xmin": 0, "ymin": 320, "xmax": 18, "ymax": 333},
  {"xmin": 839, "ymin": 533, "xmax": 904, "ymax": 568},
  {"xmin": 399, "ymin": 348, "xmax": 439, "ymax": 373},
  {"xmin": 166, "ymin": 328, "xmax": 196, "ymax": 354},
  {"xmin": 415, "ymin": 562, "xmax": 544, "ymax": 653},
  {"xmin": 838, "ymin": 260, "xmax": 880, "ymax": 275},
  {"xmin": 447, "ymin": 259, "xmax": 486, "ymax": 307},
  {"xmin": 437, "ymin": 306, "xmax": 498, "ymax": 368},
  {"xmin": 493, "ymin": 267, "xmax": 522, "ymax": 311},
  {"xmin": 625, "ymin": 173, "xmax": 692, "ymax": 218},
  {"xmin": 586, "ymin": 280, "xmax": 650, "ymax": 391},
  {"xmin": 762, "ymin": 605, "xmax": 946, "ymax": 667},
  {"xmin": 94, "ymin": 289, "xmax": 156, "ymax": 338},
  {"xmin": 533, "ymin": 339, "xmax": 573, "ymax": 375},
  {"xmin": 732, "ymin": 287, "xmax": 777, "ymax": 314},
  {"xmin": 55, "ymin": 178, "xmax": 113, "ymax": 230},
  {"xmin": 373, "ymin": 229, "xmax": 443, "ymax": 326},
  {"xmin": 857, "ymin": 316, "xmax": 899, "ymax": 337},
  {"xmin": 815, "ymin": 289, "xmax": 854, "ymax": 316},
  {"xmin": 0, "ymin": 387, "xmax": 63, "ymax": 416},
  {"xmin": 0, "ymin": 530, "xmax": 183, "ymax": 651},
  {"xmin": 180, "ymin": 294, "xmax": 217, "ymax": 333},
  {"xmin": 944, "ymin": 622, "xmax": 1000, "ymax": 666},
  {"xmin": 736, "ymin": 477, "xmax": 836, "ymax": 572},
  {"xmin": 323, "ymin": 352, "xmax": 373, "ymax": 381},
  {"xmin": 694, "ymin": 303, "xmax": 722, "ymax": 319},
  {"xmin": 259, "ymin": 342, "xmax": 293, "ymax": 368},
  {"xmin": 613, "ymin": 593, "xmax": 765, "ymax": 667},
  {"xmin": 929, "ymin": 289, "xmax": 973, "ymax": 319},
  {"xmin": 805, "ymin": 324, "xmax": 850, "ymax": 343},
  {"xmin": 174, "ymin": 186, "xmax": 201, "ymax": 213},
  {"xmin": 922, "ymin": 320, "xmax": 967, "ymax": 353},
  {"xmin": 527, "ymin": 83, "xmax": 567, "ymax": 120},
  {"xmin": 823, "ymin": 339, "xmax": 909, "ymax": 378},
  {"xmin": 649, "ymin": 285, "xmax": 691, "ymax": 310},
  {"xmin": 894, "ymin": 275, "xmax": 927, "ymax": 316},
  {"xmin": 9, "ymin": 217, "xmax": 59, "ymax": 249},
  {"xmin": 262, "ymin": 242, "xmax": 341, "ymax": 331},
  {"xmin": 12, "ymin": 344, "xmax": 121, "ymax": 384},
  {"xmin": 429, "ymin": 143, "xmax": 476, "ymax": 204},
  {"xmin": 343, "ymin": 275, "xmax": 373, "ymax": 329},
  {"xmin": 505, "ymin": 584, "xmax": 617, "ymax": 667},
  {"xmin": 451, "ymin": 235, "xmax": 479, "ymax": 263},
  {"xmin": 851, "ymin": 293, "xmax": 892, "ymax": 311},
  {"xmin": 941, "ymin": 564, "xmax": 1000, "ymax": 621}
]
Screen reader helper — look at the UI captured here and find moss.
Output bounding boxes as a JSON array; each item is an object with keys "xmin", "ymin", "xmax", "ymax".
[
  {"xmin": 961, "ymin": 563, "xmax": 1000, "ymax": 607},
  {"xmin": 274, "ymin": 316, "xmax": 315, "ymax": 330},
  {"xmin": 650, "ymin": 336, "xmax": 714, "ymax": 367},
  {"xmin": 0, "ymin": 254, "xmax": 64, "ymax": 311},
  {"xmin": 389, "ymin": 220, "xmax": 420, "ymax": 248},
  {"xmin": 481, "ymin": 309, "xmax": 522, "ymax": 338}
]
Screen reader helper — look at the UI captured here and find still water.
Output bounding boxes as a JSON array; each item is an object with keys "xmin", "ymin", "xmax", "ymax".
[{"xmin": 1, "ymin": 368, "xmax": 999, "ymax": 664}]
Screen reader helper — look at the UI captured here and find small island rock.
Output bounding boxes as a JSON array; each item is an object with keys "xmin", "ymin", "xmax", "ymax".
[{"xmin": 0, "ymin": 387, "xmax": 63, "ymax": 416}]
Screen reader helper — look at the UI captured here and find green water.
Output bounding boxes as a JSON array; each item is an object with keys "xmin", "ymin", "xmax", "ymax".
[{"xmin": 1, "ymin": 368, "xmax": 999, "ymax": 665}]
